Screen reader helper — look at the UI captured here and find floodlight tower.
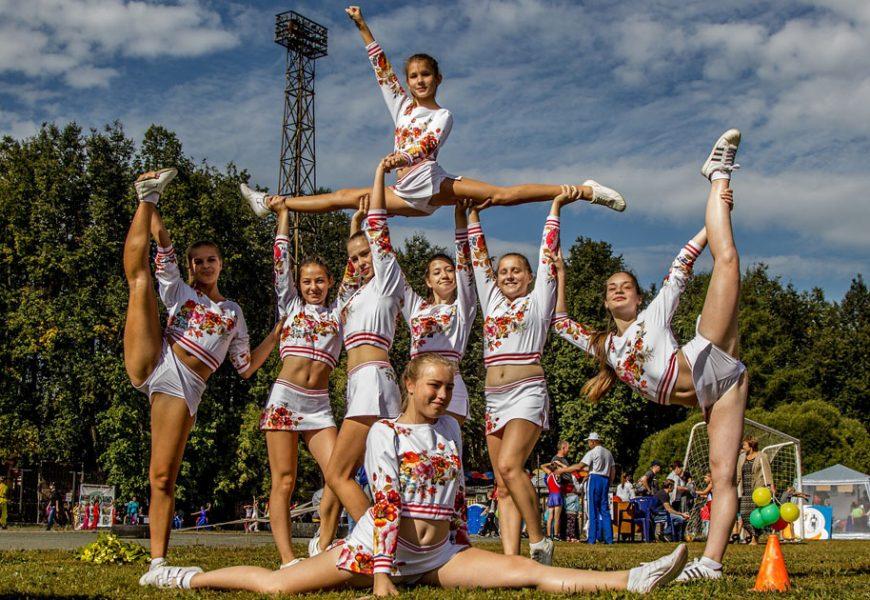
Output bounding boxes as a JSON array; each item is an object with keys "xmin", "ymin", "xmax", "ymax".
[{"xmin": 274, "ymin": 11, "xmax": 328, "ymax": 262}]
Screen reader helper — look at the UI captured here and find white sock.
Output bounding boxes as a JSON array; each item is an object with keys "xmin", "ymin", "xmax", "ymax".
[
  {"xmin": 529, "ymin": 537, "xmax": 549, "ymax": 549},
  {"xmin": 180, "ymin": 570, "xmax": 197, "ymax": 589},
  {"xmin": 710, "ymin": 171, "xmax": 730, "ymax": 182},
  {"xmin": 700, "ymin": 556, "xmax": 722, "ymax": 570},
  {"xmin": 140, "ymin": 192, "xmax": 159, "ymax": 204},
  {"xmin": 150, "ymin": 557, "xmax": 165, "ymax": 569}
]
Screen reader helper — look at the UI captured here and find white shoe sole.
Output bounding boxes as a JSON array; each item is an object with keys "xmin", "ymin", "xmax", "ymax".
[
  {"xmin": 583, "ymin": 179, "xmax": 626, "ymax": 212},
  {"xmin": 240, "ymin": 183, "xmax": 269, "ymax": 217},
  {"xmin": 701, "ymin": 129, "xmax": 741, "ymax": 180},
  {"xmin": 134, "ymin": 167, "xmax": 177, "ymax": 202}
]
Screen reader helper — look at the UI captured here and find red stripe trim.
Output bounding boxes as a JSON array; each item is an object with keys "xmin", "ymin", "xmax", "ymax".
[
  {"xmin": 280, "ymin": 345, "xmax": 339, "ymax": 366},
  {"xmin": 467, "ymin": 224, "xmax": 483, "ymax": 234},
  {"xmin": 410, "ymin": 349, "xmax": 462, "ymax": 360},
  {"xmin": 168, "ymin": 331, "xmax": 220, "ymax": 371},
  {"xmin": 395, "ymin": 159, "xmax": 433, "ymax": 183},
  {"xmin": 348, "ymin": 360, "xmax": 392, "ymax": 377},
  {"xmin": 484, "ymin": 352, "xmax": 541, "ymax": 365},
  {"xmin": 345, "ymin": 332, "xmax": 391, "ymax": 345},
  {"xmin": 656, "ymin": 352, "xmax": 678, "ymax": 405},
  {"xmin": 367, "ymin": 43, "xmax": 382, "ymax": 56}
]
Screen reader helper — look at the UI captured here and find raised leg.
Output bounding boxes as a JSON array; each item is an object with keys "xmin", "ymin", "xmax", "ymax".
[
  {"xmin": 420, "ymin": 547, "xmax": 629, "ymax": 592},
  {"xmin": 123, "ymin": 201, "xmax": 164, "ymax": 386},
  {"xmin": 273, "ymin": 187, "xmax": 425, "ymax": 217},
  {"xmin": 433, "ymin": 178, "xmax": 593, "ymax": 208},
  {"xmin": 491, "ymin": 419, "xmax": 545, "ymax": 546},
  {"xmin": 324, "ymin": 417, "xmax": 376, "ymax": 523},
  {"xmin": 265, "ymin": 430, "xmax": 299, "ymax": 564},
  {"xmin": 703, "ymin": 373, "xmax": 748, "ymax": 562},
  {"xmin": 148, "ymin": 393, "xmax": 195, "ymax": 560},
  {"xmin": 303, "ymin": 427, "xmax": 342, "ymax": 550},
  {"xmin": 189, "ymin": 546, "xmax": 369, "ymax": 593},
  {"xmin": 698, "ymin": 180, "xmax": 740, "ymax": 356}
]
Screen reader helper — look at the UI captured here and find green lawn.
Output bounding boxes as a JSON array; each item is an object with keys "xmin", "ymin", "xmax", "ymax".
[{"xmin": 1, "ymin": 539, "xmax": 868, "ymax": 599}]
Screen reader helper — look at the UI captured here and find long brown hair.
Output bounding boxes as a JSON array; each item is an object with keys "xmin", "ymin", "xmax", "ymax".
[
  {"xmin": 425, "ymin": 253, "xmax": 456, "ymax": 303},
  {"xmin": 581, "ymin": 271, "xmax": 642, "ymax": 403}
]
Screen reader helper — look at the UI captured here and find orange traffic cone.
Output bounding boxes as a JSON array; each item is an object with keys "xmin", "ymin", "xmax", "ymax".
[{"xmin": 753, "ymin": 534, "xmax": 791, "ymax": 592}]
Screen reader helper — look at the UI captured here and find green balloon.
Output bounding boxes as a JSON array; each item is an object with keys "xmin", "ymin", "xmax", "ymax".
[
  {"xmin": 749, "ymin": 508, "xmax": 767, "ymax": 530},
  {"xmin": 760, "ymin": 503, "xmax": 781, "ymax": 526},
  {"xmin": 780, "ymin": 502, "xmax": 800, "ymax": 523}
]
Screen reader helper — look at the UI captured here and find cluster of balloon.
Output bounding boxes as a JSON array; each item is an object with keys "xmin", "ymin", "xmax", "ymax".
[{"xmin": 749, "ymin": 487, "xmax": 800, "ymax": 531}]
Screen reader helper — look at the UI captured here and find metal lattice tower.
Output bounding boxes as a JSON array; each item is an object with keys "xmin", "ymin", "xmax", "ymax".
[{"xmin": 275, "ymin": 11, "xmax": 327, "ymax": 262}]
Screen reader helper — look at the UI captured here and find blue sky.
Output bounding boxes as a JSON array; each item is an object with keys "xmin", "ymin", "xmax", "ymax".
[{"xmin": 1, "ymin": 0, "xmax": 868, "ymax": 299}]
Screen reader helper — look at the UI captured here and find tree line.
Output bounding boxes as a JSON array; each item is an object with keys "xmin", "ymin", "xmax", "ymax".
[{"xmin": 1, "ymin": 123, "xmax": 866, "ymax": 517}]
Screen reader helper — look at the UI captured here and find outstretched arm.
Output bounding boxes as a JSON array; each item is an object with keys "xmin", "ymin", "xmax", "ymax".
[
  {"xmin": 454, "ymin": 200, "xmax": 477, "ymax": 322},
  {"xmin": 531, "ymin": 186, "xmax": 577, "ymax": 314},
  {"xmin": 467, "ymin": 205, "xmax": 501, "ymax": 313},
  {"xmin": 273, "ymin": 203, "xmax": 298, "ymax": 317},
  {"xmin": 349, "ymin": 194, "xmax": 369, "ymax": 236},
  {"xmin": 365, "ymin": 156, "xmax": 406, "ymax": 298},
  {"xmin": 645, "ymin": 226, "xmax": 707, "ymax": 326},
  {"xmin": 346, "ymin": 6, "xmax": 375, "ymax": 45}
]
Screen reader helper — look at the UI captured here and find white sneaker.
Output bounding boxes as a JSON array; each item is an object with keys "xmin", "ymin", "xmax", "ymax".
[
  {"xmin": 138, "ymin": 565, "xmax": 202, "ymax": 588},
  {"xmin": 701, "ymin": 129, "xmax": 741, "ymax": 180},
  {"xmin": 529, "ymin": 536, "xmax": 554, "ymax": 565},
  {"xmin": 308, "ymin": 533, "xmax": 322, "ymax": 557},
  {"xmin": 583, "ymin": 180, "xmax": 626, "ymax": 212},
  {"xmin": 627, "ymin": 543, "xmax": 688, "ymax": 593},
  {"xmin": 134, "ymin": 168, "xmax": 177, "ymax": 203},
  {"xmin": 240, "ymin": 183, "xmax": 269, "ymax": 217},
  {"xmin": 675, "ymin": 557, "xmax": 723, "ymax": 582},
  {"xmin": 280, "ymin": 557, "xmax": 304, "ymax": 569}
]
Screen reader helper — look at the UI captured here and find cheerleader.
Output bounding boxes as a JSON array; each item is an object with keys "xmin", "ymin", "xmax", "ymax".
[
  {"xmin": 122, "ymin": 169, "xmax": 281, "ymax": 573},
  {"xmin": 140, "ymin": 353, "xmax": 688, "ymax": 595},
  {"xmin": 551, "ymin": 130, "xmax": 748, "ymax": 581},
  {"xmin": 400, "ymin": 201, "xmax": 477, "ymax": 424},
  {"xmin": 467, "ymin": 183, "xmax": 609, "ymax": 563},
  {"xmin": 259, "ymin": 198, "xmax": 343, "ymax": 566},
  {"xmin": 239, "ymin": 6, "xmax": 625, "ymax": 218},
  {"xmin": 318, "ymin": 155, "xmax": 408, "ymax": 554}
]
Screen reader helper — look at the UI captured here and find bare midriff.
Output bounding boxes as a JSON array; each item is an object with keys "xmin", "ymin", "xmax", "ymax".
[
  {"xmin": 666, "ymin": 350, "xmax": 699, "ymax": 408},
  {"xmin": 399, "ymin": 517, "xmax": 450, "ymax": 547},
  {"xmin": 347, "ymin": 345, "xmax": 391, "ymax": 372},
  {"xmin": 278, "ymin": 355, "xmax": 332, "ymax": 390},
  {"xmin": 171, "ymin": 343, "xmax": 214, "ymax": 381},
  {"xmin": 485, "ymin": 363, "xmax": 545, "ymax": 388}
]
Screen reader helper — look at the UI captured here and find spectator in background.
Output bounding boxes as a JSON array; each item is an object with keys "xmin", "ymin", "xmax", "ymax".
[
  {"xmin": 654, "ymin": 480, "xmax": 690, "ymax": 542},
  {"xmin": 736, "ymin": 436, "xmax": 773, "ymax": 545},
  {"xmin": 480, "ymin": 487, "xmax": 500, "ymax": 537},
  {"xmin": 637, "ymin": 461, "xmax": 662, "ymax": 496},
  {"xmin": 541, "ymin": 463, "xmax": 564, "ymax": 540},
  {"xmin": 616, "ymin": 472, "xmax": 635, "ymax": 501},
  {"xmin": 0, "ymin": 476, "xmax": 8, "ymax": 530},
  {"xmin": 45, "ymin": 483, "xmax": 62, "ymax": 531},
  {"xmin": 563, "ymin": 473, "xmax": 581, "ymax": 542},
  {"xmin": 127, "ymin": 496, "xmax": 140, "ymax": 525},
  {"xmin": 557, "ymin": 433, "xmax": 615, "ymax": 545},
  {"xmin": 667, "ymin": 461, "xmax": 689, "ymax": 510}
]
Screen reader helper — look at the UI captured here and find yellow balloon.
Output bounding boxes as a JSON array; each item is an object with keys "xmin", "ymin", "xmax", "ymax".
[
  {"xmin": 752, "ymin": 487, "xmax": 772, "ymax": 507},
  {"xmin": 780, "ymin": 501, "xmax": 800, "ymax": 522}
]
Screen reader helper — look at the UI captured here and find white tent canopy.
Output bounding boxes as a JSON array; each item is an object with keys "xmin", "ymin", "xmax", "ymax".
[{"xmin": 802, "ymin": 464, "xmax": 870, "ymax": 539}]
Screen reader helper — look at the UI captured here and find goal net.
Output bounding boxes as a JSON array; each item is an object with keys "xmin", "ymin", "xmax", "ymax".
[{"xmin": 682, "ymin": 418, "xmax": 803, "ymax": 540}]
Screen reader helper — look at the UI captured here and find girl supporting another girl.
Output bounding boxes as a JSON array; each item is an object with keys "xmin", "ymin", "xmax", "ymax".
[
  {"xmin": 240, "ymin": 6, "xmax": 625, "ymax": 218},
  {"xmin": 140, "ymin": 354, "xmax": 688, "ymax": 595},
  {"xmin": 122, "ymin": 169, "xmax": 281, "ymax": 576},
  {"xmin": 259, "ymin": 198, "xmax": 343, "ymax": 565},
  {"xmin": 551, "ymin": 130, "xmax": 748, "ymax": 581}
]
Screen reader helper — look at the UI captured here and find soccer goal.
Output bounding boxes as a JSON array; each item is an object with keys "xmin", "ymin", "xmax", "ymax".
[{"xmin": 682, "ymin": 418, "xmax": 803, "ymax": 541}]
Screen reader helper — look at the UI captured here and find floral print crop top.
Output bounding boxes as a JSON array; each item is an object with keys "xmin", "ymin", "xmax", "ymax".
[
  {"xmin": 274, "ymin": 235, "xmax": 342, "ymax": 368},
  {"xmin": 401, "ymin": 228, "xmax": 477, "ymax": 362},
  {"xmin": 365, "ymin": 417, "xmax": 469, "ymax": 574},
  {"xmin": 155, "ymin": 245, "xmax": 250, "ymax": 373},
  {"xmin": 468, "ymin": 215, "xmax": 560, "ymax": 367},
  {"xmin": 366, "ymin": 40, "xmax": 453, "ymax": 169},
  {"xmin": 552, "ymin": 240, "xmax": 702, "ymax": 405},
  {"xmin": 337, "ymin": 209, "xmax": 406, "ymax": 352}
]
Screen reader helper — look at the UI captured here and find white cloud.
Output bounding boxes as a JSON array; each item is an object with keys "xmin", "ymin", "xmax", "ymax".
[{"xmin": 0, "ymin": 0, "xmax": 238, "ymax": 88}]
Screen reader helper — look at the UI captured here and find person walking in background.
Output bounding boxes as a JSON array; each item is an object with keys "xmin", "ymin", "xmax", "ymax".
[
  {"xmin": 736, "ymin": 436, "xmax": 773, "ymax": 545},
  {"xmin": 637, "ymin": 461, "xmax": 662, "ymax": 496},
  {"xmin": 616, "ymin": 472, "xmax": 635, "ymax": 502},
  {"xmin": 556, "ymin": 433, "xmax": 615, "ymax": 545},
  {"xmin": 45, "ymin": 483, "xmax": 62, "ymax": 531}
]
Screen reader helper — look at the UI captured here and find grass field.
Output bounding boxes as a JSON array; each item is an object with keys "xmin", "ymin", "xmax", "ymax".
[{"xmin": 1, "ymin": 538, "xmax": 869, "ymax": 599}]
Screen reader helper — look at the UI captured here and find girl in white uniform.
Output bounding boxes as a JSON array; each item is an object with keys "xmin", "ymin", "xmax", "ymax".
[
  {"xmin": 240, "ymin": 6, "xmax": 626, "ymax": 218},
  {"xmin": 551, "ymin": 130, "xmax": 748, "ymax": 582},
  {"xmin": 122, "ymin": 169, "xmax": 281, "ymax": 573},
  {"xmin": 401, "ymin": 202, "xmax": 477, "ymax": 424},
  {"xmin": 467, "ymin": 185, "xmax": 588, "ymax": 564},
  {"xmin": 259, "ymin": 199, "xmax": 343, "ymax": 566},
  {"xmin": 142, "ymin": 354, "xmax": 688, "ymax": 595},
  {"xmin": 321, "ymin": 156, "xmax": 407, "ymax": 554}
]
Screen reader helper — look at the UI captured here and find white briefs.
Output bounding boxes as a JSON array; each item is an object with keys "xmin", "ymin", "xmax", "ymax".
[
  {"xmin": 390, "ymin": 160, "xmax": 461, "ymax": 215},
  {"xmin": 135, "ymin": 342, "xmax": 207, "ymax": 416},
  {"xmin": 345, "ymin": 361, "xmax": 402, "ymax": 419}
]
